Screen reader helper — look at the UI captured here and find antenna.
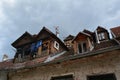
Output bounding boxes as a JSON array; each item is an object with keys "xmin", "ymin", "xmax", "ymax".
[{"xmin": 55, "ymin": 26, "xmax": 59, "ymax": 37}]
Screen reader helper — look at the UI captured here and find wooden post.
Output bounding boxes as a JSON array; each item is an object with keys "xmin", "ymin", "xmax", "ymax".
[{"xmin": 38, "ymin": 46, "xmax": 42, "ymax": 56}]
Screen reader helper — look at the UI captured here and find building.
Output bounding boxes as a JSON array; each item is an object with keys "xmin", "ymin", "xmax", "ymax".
[{"xmin": 0, "ymin": 26, "xmax": 120, "ymax": 80}]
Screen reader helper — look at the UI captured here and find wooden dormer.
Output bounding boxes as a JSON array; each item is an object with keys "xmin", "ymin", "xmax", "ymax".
[
  {"xmin": 72, "ymin": 32, "xmax": 94, "ymax": 54},
  {"xmin": 36, "ymin": 27, "xmax": 68, "ymax": 56},
  {"xmin": 12, "ymin": 27, "xmax": 68, "ymax": 63},
  {"xmin": 64, "ymin": 35, "xmax": 75, "ymax": 48},
  {"xmin": 95, "ymin": 26, "xmax": 110, "ymax": 43}
]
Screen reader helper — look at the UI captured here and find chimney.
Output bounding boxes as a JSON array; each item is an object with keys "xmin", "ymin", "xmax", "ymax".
[{"xmin": 2, "ymin": 54, "xmax": 9, "ymax": 61}]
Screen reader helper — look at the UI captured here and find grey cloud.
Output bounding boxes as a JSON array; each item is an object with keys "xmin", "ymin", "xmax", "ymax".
[{"xmin": 0, "ymin": 0, "xmax": 120, "ymax": 60}]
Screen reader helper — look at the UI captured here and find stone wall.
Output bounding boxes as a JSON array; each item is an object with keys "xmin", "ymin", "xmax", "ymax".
[
  {"xmin": 0, "ymin": 71, "xmax": 8, "ymax": 80},
  {"xmin": 9, "ymin": 50, "xmax": 120, "ymax": 80}
]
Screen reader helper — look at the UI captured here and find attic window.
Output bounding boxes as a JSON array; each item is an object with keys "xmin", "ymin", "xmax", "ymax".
[
  {"xmin": 78, "ymin": 42, "xmax": 87, "ymax": 53},
  {"xmin": 54, "ymin": 41, "xmax": 59, "ymax": 50},
  {"xmin": 51, "ymin": 75, "xmax": 73, "ymax": 80},
  {"xmin": 98, "ymin": 32, "xmax": 105, "ymax": 40}
]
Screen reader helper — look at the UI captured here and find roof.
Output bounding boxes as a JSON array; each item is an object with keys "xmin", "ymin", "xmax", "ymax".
[
  {"xmin": 72, "ymin": 32, "xmax": 91, "ymax": 42},
  {"xmin": 1, "ymin": 26, "xmax": 120, "ymax": 71},
  {"xmin": 12, "ymin": 31, "xmax": 33, "ymax": 48},
  {"xmin": 110, "ymin": 26, "xmax": 120, "ymax": 38},
  {"xmin": 93, "ymin": 39, "xmax": 119, "ymax": 51},
  {"xmin": 96, "ymin": 26, "xmax": 108, "ymax": 31},
  {"xmin": 0, "ymin": 59, "xmax": 13, "ymax": 70},
  {"xmin": 1, "ymin": 44, "xmax": 120, "ymax": 71},
  {"xmin": 64, "ymin": 35, "xmax": 75, "ymax": 41},
  {"xmin": 83, "ymin": 29, "xmax": 93, "ymax": 35}
]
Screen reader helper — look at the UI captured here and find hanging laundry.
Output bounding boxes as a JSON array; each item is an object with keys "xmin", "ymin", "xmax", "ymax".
[
  {"xmin": 30, "ymin": 43, "xmax": 36, "ymax": 52},
  {"xmin": 30, "ymin": 40, "xmax": 42, "ymax": 52},
  {"xmin": 36, "ymin": 40, "xmax": 42, "ymax": 48}
]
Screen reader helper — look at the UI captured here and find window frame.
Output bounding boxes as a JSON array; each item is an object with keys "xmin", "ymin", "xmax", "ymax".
[
  {"xmin": 78, "ymin": 42, "xmax": 87, "ymax": 53},
  {"xmin": 54, "ymin": 41, "xmax": 59, "ymax": 50},
  {"xmin": 98, "ymin": 32, "xmax": 105, "ymax": 41}
]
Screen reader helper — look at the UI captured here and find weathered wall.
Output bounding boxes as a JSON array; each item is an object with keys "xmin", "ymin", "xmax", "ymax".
[
  {"xmin": 9, "ymin": 50, "xmax": 120, "ymax": 80},
  {"xmin": 0, "ymin": 71, "xmax": 7, "ymax": 80}
]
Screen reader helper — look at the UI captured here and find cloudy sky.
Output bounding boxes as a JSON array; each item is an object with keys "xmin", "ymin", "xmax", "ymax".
[{"xmin": 0, "ymin": 0, "xmax": 120, "ymax": 61}]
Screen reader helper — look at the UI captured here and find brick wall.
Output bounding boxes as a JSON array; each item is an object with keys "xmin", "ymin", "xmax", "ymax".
[{"xmin": 9, "ymin": 50, "xmax": 120, "ymax": 80}]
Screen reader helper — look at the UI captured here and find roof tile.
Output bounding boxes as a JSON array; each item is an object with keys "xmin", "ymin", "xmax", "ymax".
[{"xmin": 111, "ymin": 26, "xmax": 120, "ymax": 38}]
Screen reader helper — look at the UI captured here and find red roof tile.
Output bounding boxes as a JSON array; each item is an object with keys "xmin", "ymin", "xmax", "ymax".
[
  {"xmin": 0, "ymin": 59, "xmax": 13, "ymax": 69},
  {"xmin": 93, "ymin": 39, "xmax": 118, "ymax": 51},
  {"xmin": 25, "ymin": 56, "xmax": 48, "ymax": 67},
  {"xmin": 111, "ymin": 26, "xmax": 120, "ymax": 38}
]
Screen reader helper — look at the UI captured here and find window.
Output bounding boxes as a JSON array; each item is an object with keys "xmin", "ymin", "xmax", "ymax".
[
  {"xmin": 51, "ymin": 75, "xmax": 74, "ymax": 80},
  {"xmin": 87, "ymin": 73, "xmax": 116, "ymax": 80},
  {"xmin": 78, "ymin": 42, "xmax": 87, "ymax": 53},
  {"xmin": 54, "ymin": 41, "xmax": 59, "ymax": 50},
  {"xmin": 42, "ymin": 42, "xmax": 48, "ymax": 51},
  {"xmin": 18, "ymin": 54, "xmax": 22, "ymax": 62},
  {"xmin": 98, "ymin": 33, "xmax": 105, "ymax": 40}
]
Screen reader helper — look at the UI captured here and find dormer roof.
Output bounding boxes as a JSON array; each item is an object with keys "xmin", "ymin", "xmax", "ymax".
[
  {"xmin": 96, "ymin": 26, "xmax": 108, "ymax": 32},
  {"xmin": 72, "ymin": 32, "xmax": 91, "ymax": 42},
  {"xmin": 64, "ymin": 35, "xmax": 75, "ymax": 41},
  {"xmin": 12, "ymin": 31, "xmax": 33, "ymax": 48},
  {"xmin": 83, "ymin": 29, "xmax": 93, "ymax": 35}
]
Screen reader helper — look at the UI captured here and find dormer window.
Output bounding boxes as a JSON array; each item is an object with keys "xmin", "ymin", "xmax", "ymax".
[
  {"xmin": 98, "ymin": 33, "xmax": 105, "ymax": 40},
  {"xmin": 78, "ymin": 42, "xmax": 87, "ymax": 53},
  {"xmin": 54, "ymin": 41, "xmax": 59, "ymax": 50}
]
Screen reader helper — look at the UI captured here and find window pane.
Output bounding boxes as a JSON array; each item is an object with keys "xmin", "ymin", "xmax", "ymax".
[
  {"xmin": 98, "ymin": 34, "xmax": 102, "ymax": 40},
  {"xmin": 98, "ymin": 33, "xmax": 105, "ymax": 40},
  {"xmin": 78, "ymin": 44, "xmax": 82, "ymax": 53},
  {"xmin": 101, "ymin": 33, "xmax": 105, "ymax": 39},
  {"xmin": 83, "ymin": 43, "xmax": 87, "ymax": 52},
  {"xmin": 51, "ymin": 75, "xmax": 74, "ymax": 80},
  {"xmin": 87, "ymin": 73, "xmax": 116, "ymax": 80}
]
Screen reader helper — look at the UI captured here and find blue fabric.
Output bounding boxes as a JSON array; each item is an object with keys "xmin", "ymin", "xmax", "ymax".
[
  {"xmin": 36, "ymin": 40, "xmax": 42, "ymax": 48},
  {"xmin": 30, "ymin": 40, "xmax": 42, "ymax": 52}
]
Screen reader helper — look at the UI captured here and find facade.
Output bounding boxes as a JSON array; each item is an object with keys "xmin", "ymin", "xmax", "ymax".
[{"xmin": 0, "ymin": 26, "xmax": 120, "ymax": 80}]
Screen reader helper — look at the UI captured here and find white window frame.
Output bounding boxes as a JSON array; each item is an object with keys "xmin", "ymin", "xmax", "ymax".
[
  {"xmin": 54, "ymin": 41, "xmax": 59, "ymax": 50},
  {"xmin": 98, "ymin": 33, "xmax": 105, "ymax": 40},
  {"xmin": 78, "ymin": 42, "xmax": 87, "ymax": 53}
]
